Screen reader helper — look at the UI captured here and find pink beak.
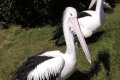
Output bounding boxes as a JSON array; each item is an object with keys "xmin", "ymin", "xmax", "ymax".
[
  {"xmin": 89, "ymin": 0, "xmax": 97, "ymax": 9},
  {"xmin": 69, "ymin": 17, "xmax": 91, "ymax": 63}
]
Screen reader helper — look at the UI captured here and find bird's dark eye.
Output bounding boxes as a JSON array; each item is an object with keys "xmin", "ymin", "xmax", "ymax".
[{"xmin": 70, "ymin": 13, "xmax": 72, "ymax": 16}]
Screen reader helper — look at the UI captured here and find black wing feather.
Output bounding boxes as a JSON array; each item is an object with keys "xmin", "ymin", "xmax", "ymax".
[
  {"xmin": 11, "ymin": 53, "xmax": 54, "ymax": 80},
  {"xmin": 77, "ymin": 12, "xmax": 91, "ymax": 18},
  {"xmin": 50, "ymin": 23, "xmax": 63, "ymax": 40}
]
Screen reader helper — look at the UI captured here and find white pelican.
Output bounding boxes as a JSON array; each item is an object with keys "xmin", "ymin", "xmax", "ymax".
[
  {"xmin": 51, "ymin": 0, "xmax": 105, "ymax": 43},
  {"xmin": 78, "ymin": 0, "xmax": 105, "ymax": 38},
  {"xmin": 12, "ymin": 7, "xmax": 91, "ymax": 80}
]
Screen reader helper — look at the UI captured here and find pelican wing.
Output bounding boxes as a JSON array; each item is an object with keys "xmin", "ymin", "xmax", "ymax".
[
  {"xmin": 12, "ymin": 54, "xmax": 65, "ymax": 80},
  {"xmin": 50, "ymin": 24, "xmax": 63, "ymax": 41},
  {"xmin": 77, "ymin": 12, "xmax": 91, "ymax": 18}
]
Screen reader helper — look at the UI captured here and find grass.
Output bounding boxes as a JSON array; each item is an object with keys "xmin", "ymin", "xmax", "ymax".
[{"xmin": 0, "ymin": 4, "xmax": 120, "ymax": 80}]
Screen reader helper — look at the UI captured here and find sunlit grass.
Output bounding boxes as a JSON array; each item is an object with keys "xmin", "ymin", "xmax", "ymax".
[
  {"xmin": 0, "ymin": 4, "xmax": 120, "ymax": 80},
  {"xmin": 74, "ymin": 3, "xmax": 120, "ymax": 80}
]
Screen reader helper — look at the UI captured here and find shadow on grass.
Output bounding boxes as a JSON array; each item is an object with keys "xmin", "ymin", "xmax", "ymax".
[
  {"xmin": 85, "ymin": 31, "xmax": 105, "ymax": 44},
  {"xmin": 67, "ymin": 51, "xmax": 110, "ymax": 80}
]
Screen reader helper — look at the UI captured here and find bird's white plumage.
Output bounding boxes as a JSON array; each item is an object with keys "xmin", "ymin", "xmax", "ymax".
[
  {"xmin": 78, "ymin": 0, "xmax": 105, "ymax": 38},
  {"xmin": 12, "ymin": 7, "xmax": 91, "ymax": 80},
  {"xmin": 27, "ymin": 7, "xmax": 91, "ymax": 80},
  {"xmin": 40, "ymin": 50, "xmax": 64, "ymax": 57},
  {"xmin": 39, "ymin": 51, "xmax": 77, "ymax": 80},
  {"xmin": 27, "ymin": 54, "xmax": 65, "ymax": 80}
]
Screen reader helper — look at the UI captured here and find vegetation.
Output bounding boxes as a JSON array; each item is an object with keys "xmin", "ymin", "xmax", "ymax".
[
  {"xmin": 0, "ymin": 1, "xmax": 120, "ymax": 80},
  {"xmin": 0, "ymin": 0, "xmax": 118, "ymax": 28}
]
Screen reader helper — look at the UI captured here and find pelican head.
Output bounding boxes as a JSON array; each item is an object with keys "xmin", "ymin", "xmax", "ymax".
[{"xmin": 63, "ymin": 7, "xmax": 91, "ymax": 63}]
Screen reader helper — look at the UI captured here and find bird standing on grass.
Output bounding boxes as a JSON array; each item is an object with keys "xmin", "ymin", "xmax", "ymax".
[
  {"xmin": 51, "ymin": 0, "xmax": 105, "ymax": 45},
  {"xmin": 79, "ymin": 0, "xmax": 105, "ymax": 38},
  {"xmin": 12, "ymin": 7, "xmax": 91, "ymax": 80}
]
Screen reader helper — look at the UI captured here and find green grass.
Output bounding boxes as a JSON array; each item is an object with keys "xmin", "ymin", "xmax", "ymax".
[{"xmin": 0, "ymin": 4, "xmax": 120, "ymax": 80}]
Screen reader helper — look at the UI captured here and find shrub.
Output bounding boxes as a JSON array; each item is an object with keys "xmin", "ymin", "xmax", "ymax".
[{"xmin": 0, "ymin": 0, "xmax": 118, "ymax": 28}]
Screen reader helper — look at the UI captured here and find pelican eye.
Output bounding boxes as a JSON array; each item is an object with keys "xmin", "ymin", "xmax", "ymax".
[{"xmin": 70, "ymin": 13, "xmax": 72, "ymax": 16}]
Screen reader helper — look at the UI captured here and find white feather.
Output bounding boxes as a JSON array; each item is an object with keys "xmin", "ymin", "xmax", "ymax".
[
  {"xmin": 40, "ymin": 50, "xmax": 64, "ymax": 57},
  {"xmin": 78, "ymin": 0, "xmax": 105, "ymax": 38},
  {"xmin": 27, "ymin": 56, "xmax": 65, "ymax": 80}
]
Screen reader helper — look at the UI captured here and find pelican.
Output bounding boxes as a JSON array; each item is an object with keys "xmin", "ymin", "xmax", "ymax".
[
  {"xmin": 51, "ymin": 0, "xmax": 105, "ymax": 43},
  {"xmin": 12, "ymin": 7, "xmax": 91, "ymax": 80},
  {"xmin": 78, "ymin": 0, "xmax": 105, "ymax": 38}
]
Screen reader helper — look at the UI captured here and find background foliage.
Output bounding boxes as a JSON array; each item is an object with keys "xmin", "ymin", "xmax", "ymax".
[{"xmin": 0, "ymin": 0, "xmax": 119, "ymax": 28}]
